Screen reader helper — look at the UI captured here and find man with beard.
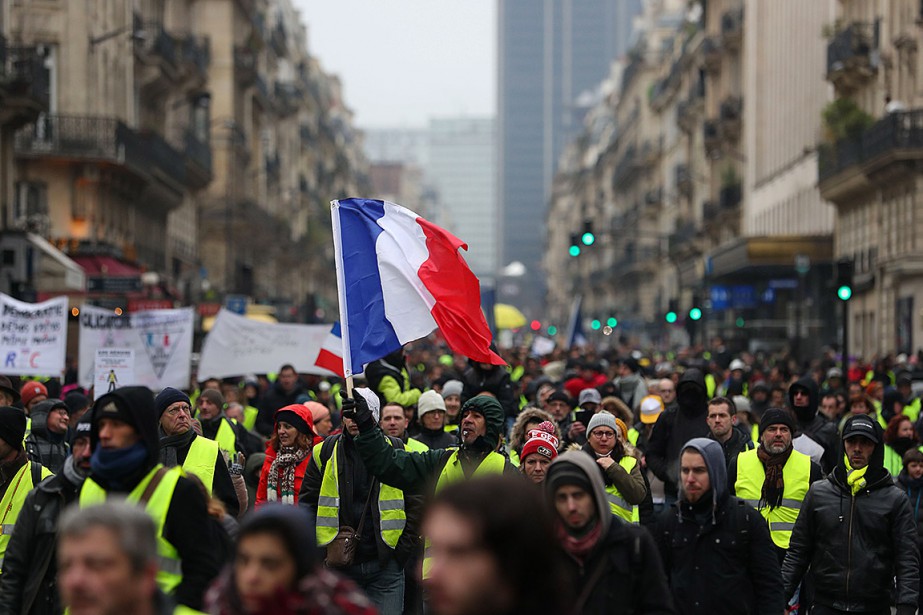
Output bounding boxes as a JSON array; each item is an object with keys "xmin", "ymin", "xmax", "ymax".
[
  {"xmin": 789, "ymin": 377, "xmax": 838, "ymax": 474},
  {"xmin": 0, "ymin": 415, "xmax": 92, "ymax": 615},
  {"xmin": 729, "ymin": 408, "xmax": 822, "ymax": 562},
  {"xmin": 706, "ymin": 396, "xmax": 754, "ymax": 468},
  {"xmin": 646, "ymin": 368, "xmax": 712, "ymax": 505},
  {"xmin": 782, "ymin": 415, "xmax": 920, "ymax": 614}
]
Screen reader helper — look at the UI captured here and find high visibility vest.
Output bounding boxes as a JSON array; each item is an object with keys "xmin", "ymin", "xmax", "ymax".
[
  {"xmin": 627, "ymin": 427, "xmax": 640, "ymax": 446},
  {"xmin": 751, "ymin": 423, "xmax": 759, "ymax": 444},
  {"xmin": 314, "ymin": 440, "xmax": 406, "ymax": 549},
  {"xmin": 705, "ymin": 374, "xmax": 717, "ymax": 398},
  {"xmin": 734, "ymin": 448, "xmax": 811, "ymax": 549},
  {"xmin": 80, "ymin": 465, "xmax": 184, "ymax": 593},
  {"xmin": 904, "ymin": 398, "xmax": 922, "ymax": 423},
  {"xmin": 604, "ymin": 456, "xmax": 639, "ymax": 522},
  {"xmin": 182, "ymin": 436, "xmax": 219, "ymax": 494},
  {"xmin": 405, "ymin": 437, "xmax": 429, "ymax": 453},
  {"xmin": 0, "ymin": 462, "xmax": 51, "ymax": 571},
  {"xmin": 205, "ymin": 418, "xmax": 238, "ymax": 459},
  {"xmin": 242, "ymin": 406, "xmax": 259, "ymax": 432},
  {"xmin": 424, "ymin": 450, "xmax": 506, "ymax": 578},
  {"xmin": 174, "ymin": 607, "xmax": 206, "ymax": 615},
  {"xmin": 509, "ymin": 449, "xmax": 520, "ymax": 467},
  {"xmin": 884, "ymin": 444, "xmax": 923, "ymax": 477}
]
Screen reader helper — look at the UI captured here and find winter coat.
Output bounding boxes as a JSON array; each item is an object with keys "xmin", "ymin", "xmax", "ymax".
[
  {"xmin": 256, "ymin": 380, "xmax": 308, "ymax": 437},
  {"xmin": 414, "ymin": 426, "xmax": 458, "ymax": 450},
  {"xmin": 364, "ymin": 351, "xmax": 422, "ymax": 408},
  {"xmin": 0, "ymin": 470, "xmax": 79, "ymax": 615},
  {"xmin": 461, "ymin": 360, "xmax": 516, "ymax": 418},
  {"xmin": 551, "ymin": 452, "xmax": 674, "ymax": 615},
  {"xmin": 614, "ymin": 373, "xmax": 648, "ymax": 411},
  {"xmin": 256, "ymin": 443, "xmax": 312, "ymax": 507},
  {"xmin": 782, "ymin": 419, "xmax": 920, "ymax": 612},
  {"xmin": 160, "ymin": 432, "xmax": 241, "ymax": 518},
  {"xmin": 711, "ymin": 426, "xmax": 754, "ymax": 469},
  {"xmin": 24, "ymin": 400, "xmax": 69, "ymax": 474},
  {"xmin": 897, "ymin": 470, "xmax": 923, "ymax": 551},
  {"xmin": 653, "ymin": 438, "xmax": 784, "ymax": 615},
  {"xmin": 789, "ymin": 375, "xmax": 839, "ymax": 473},
  {"xmin": 579, "ymin": 443, "xmax": 647, "ymax": 505},
  {"xmin": 646, "ymin": 369, "xmax": 711, "ymax": 496}
]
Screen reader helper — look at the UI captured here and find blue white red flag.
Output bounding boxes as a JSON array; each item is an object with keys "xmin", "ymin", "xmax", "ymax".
[
  {"xmin": 331, "ymin": 198, "xmax": 504, "ymax": 377},
  {"xmin": 312, "ymin": 322, "xmax": 345, "ymax": 377}
]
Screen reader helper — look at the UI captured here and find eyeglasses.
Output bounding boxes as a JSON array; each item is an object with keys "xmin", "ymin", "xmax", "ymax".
[
  {"xmin": 591, "ymin": 430, "xmax": 616, "ymax": 439},
  {"xmin": 165, "ymin": 404, "xmax": 192, "ymax": 416}
]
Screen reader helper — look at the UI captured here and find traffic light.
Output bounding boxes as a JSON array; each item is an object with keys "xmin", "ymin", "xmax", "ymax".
[
  {"xmin": 590, "ymin": 319, "xmax": 602, "ymax": 330},
  {"xmin": 688, "ymin": 294, "xmax": 703, "ymax": 321},
  {"xmin": 547, "ymin": 325, "xmax": 557, "ymax": 336},
  {"xmin": 530, "ymin": 319, "xmax": 541, "ymax": 331},
  {"xmin": 569, "ymin": 234, "xmax": 581, "ymax": 257},
  {"xmin": 606, "ymin": 317, "xmax": 618, "ymax": 328},
  {"xmin": 836, "ymin": 258, "xmax": 854, "ymax": 301},
  {"xmin": 665, "ymin": 299, "xmax": 678, "ymax": 324},
  {"xmin": 581, "ymin": 221, "xmax": 595, "ymax": 246}
]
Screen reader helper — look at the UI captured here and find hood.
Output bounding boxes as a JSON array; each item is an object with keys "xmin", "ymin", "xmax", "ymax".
[
  {"xmin": 788, "ymin": 376, "xmax": 819, "ymax": 423},
  {"xmin": 460, "ymin": 395, "xmax": 505, "ymax": 449},
  {"xmin": 509, "ymin": 407, "xmax": 558, "ymax": 453},
  {"xmin": 273, "ymin": 403, "xmax": 322, "ymax": 446},
  {"xmin": 29, "ymin": 398, "xmax": 66, "ymax": 438},
  {"xmin": 546, "ymin": 451, "xmax": 610, "ymax": 535},
  {"xmin": 676, "ymin": 368, "xmax": 708, "ymax": 415},
  {"xmin": 836, "ymin": 414, "xmax": 886, "ymax": 482},
  {"xmin": 680, "ymin": 437, "xmax": 728, "ymax": 506},
  {"xmin": 90, "ymin": 386, "xmax": 160, "ymax": 469},
  {"xmin": 881, "ymin": 386, "xmax": 904, "ymax": 423}
]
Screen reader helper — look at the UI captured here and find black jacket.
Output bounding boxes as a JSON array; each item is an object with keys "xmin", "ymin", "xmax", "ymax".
[
  {"xmin": 414, "ymin": 426, "xmax": 458, "ymax": 450},
  {"xmin": 789, "ymin": 376, "xmax": 839, "ymax": 473},
  {"xmin": 300, "ymin": 433, "xmax": 423, "ymax": 567},
  {"xmin": 897, "ymin": 470, "xmax": 923, "ymax": 551},
  {"xmin": 161, "ymin": 433, "xmax": 240, "ymax": 518},
  {"xmin": 646, "ymin": 369, "xmax": 711, "ymax": 496},
  {"xmin": 781, "ymin": 458, "xmax": 920, "ymax": 611},
  {"xmin": 653, "ymin": 438, "xmax": 784, "ymax": 615},
  {"xmin": 711, "ymin": 427, "xmax": 754, "ymax": 469},
  {"xmin": 255, "ymin": 380, "xmax": 307, "ymax": 437},
  {"xmin": 24, "ymin": 400, "xmax": 68, "ymax": 475},
  {"xmin": 0, "ymin": 468, "xmax": 78, "ymax": 615},
  {"xmin": 461, "ymin": 361, "xmax": 516, "ymax": 418}
]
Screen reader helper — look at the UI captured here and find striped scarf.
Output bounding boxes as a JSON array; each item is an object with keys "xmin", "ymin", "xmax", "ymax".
[{"xmin": 267, "ymin": 446, "xmax": 308, "ymax": 504}]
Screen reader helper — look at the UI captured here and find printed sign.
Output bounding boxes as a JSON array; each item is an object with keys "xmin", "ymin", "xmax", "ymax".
[
  {"xmin": 0, "ymin": 294, "xmax": 68, "ymax": 376},
  {"xmin": 94, "ymin": 348, "xmax": 135, "ymax": 394}
]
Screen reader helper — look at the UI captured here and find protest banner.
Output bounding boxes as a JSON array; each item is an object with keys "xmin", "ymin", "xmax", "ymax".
[
  {"xmin": 0, "ymin": 294, "xmax": 68, "ymax": 376},
  {"xmin": 79, "ymin": 305, "xmax": 193, "ymax": 391}
]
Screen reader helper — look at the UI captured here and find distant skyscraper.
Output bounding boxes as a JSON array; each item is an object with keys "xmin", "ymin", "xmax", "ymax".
[
  {"xmin": 427, "ymin": 117, "xmax": 497, "ymax": 278},
  {"xmin": 497, "ymin": 0, "xmax": 642, "ymax": 309}
]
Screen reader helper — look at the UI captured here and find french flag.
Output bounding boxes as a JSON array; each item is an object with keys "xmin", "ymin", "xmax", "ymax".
[
  {"xmin": 313, "ymin": 322, "xmax": 345, "ymax": 377},
  {"xmin": 331, "ymin": 198, "xmax": 505, "ymax": 377}
]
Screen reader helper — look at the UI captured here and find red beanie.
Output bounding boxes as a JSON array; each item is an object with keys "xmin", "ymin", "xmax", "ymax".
[
  {"xmin": 20, "ymin": 381, "xmax": 47, "ymax": 407},
  {"xmin": 520, "ymin": 421, "xmax": 559, "ymax": 462}
]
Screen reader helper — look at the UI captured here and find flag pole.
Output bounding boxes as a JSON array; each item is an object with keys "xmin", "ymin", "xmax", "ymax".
[{"xmin": 330, "ymin": 200, "xmax": 353, "ymax": 397}]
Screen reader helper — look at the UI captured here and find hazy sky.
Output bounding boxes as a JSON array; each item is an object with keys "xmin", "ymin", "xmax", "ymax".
[{"xmin": 293, "ymin": 1, "xmax": 496, "ymax": 129}]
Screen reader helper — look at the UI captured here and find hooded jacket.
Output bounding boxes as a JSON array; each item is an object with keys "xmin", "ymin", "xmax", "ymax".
[
  {"xmin": 353, "ymin": 395, "xmax": 518, "ymax": 495},
  {"xmin": 653, "ymin": 438, "xmax": 784, "ymax": 614},
  {"xmin": 782, "ymin": 416, "xmax": 920, "ymax": 612},
  {"xmin": 461, "ymin": 358, "xmax": 516, "ymax": 418},
  {"xmin": 509, "ymin": 407, "xmax": 561, "ymax": 455},
  {"xmin": 256, "ymin": 404, "xmax": 317, "ymax": 507},
  {"xmin": 85, "ymin": 386, "xmax": 224, "ymax": 609},
  {"xmin": 646, "ymin": 369, "xmax": 712, "ymax": 496},
  {"xmin": 25, "ymin": 399, "xmax": 69, "ymax": 474},
  {"xmin": 547, "ymin": 452, "xmax": 673, "ymax": 615},
  {"xmin": 788, "ymin": 376, "xmax": 838, "ymax": 473}
]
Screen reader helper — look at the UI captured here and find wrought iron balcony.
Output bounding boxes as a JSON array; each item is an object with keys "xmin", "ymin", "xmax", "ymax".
[
  {"xmin": 0, "ymin": 38, "xmax": 50, "ymax": 127},
  {"xmin": 668, "ymin": 221, "xmax": 698, "ymax": 255},
  {"xmin": 270, "ymin": 22, "xmax": 287, "ymax": 57},
  {"xmin": 675, "ymin": 164, "xmax": 692, "ymax": 196},
  {"xmin": 234, "ymin": 46, "xmax": 256, "ymax": 85},
  {"xmin": 702, "ymin": 36, "xmax": 722, "ymax": 73},
  {"xmin": 704, "ymin": 119, "xmax": 721, "ymax": 155},
  {"xmin": 720, "ymin": 183, "xmax": 742, "ymax": 209},
  {"xmin": 721, "ymin": 7, "xmax": 743, "ymax": 51},
  {"xmin": 180, "ymin": 36, "xmax": 210, "ymax": 76},
  {"xmin": 826, "ymin": 22, "xmax": 877, "ymax": 91},
  {"xmin": 274, "ymin": 81, "xmax": 300, "ymax": 116},
  {"xmin": 140, "ymin": 22, "xmax": 180, "ymax": 68},
  {"xmin": 184, "ymin": 130, "xmax": 212, "ymax": 188},
  {"xmin": 719, "ymin": 96, "xmax": 743, "ymax": 141}
]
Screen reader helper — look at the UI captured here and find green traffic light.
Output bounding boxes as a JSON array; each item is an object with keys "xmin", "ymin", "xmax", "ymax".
[
  {"xmin": 581, "ymin": 232, "xmax": 595, "ymax": 246},
  {"xmin": 735, "ymin": 317, "xmax": 745, "ymax": 327},
  {"xmin": 606, "ymin": 317, "xmax": 617, "ymax": 327},
  {"xmin": 689, "ymin": 307, "xmax": 703, "ymax": 321},
  {"xmin": 547, "ymin": 325, "xmax": 557, "ymax": 335},
  {"xmin": 837, "ymin": 285, "xmax": 852, "ymax": 301},
  {"xmin": 569, "ymin": 245, "xmax": 581, "ymax": 257},
  {"xmin": 665, "ymin": 311, "xmax": 677, "ymax": 324},
  {"xmin": 590, "ymin": 319, "xmax": 601, "ymax": 330}
]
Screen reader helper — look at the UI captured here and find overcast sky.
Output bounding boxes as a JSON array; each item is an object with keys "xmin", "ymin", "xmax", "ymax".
[{"xmin": 293, "ymin": 1, "xmax": 496, "ymax": 129}]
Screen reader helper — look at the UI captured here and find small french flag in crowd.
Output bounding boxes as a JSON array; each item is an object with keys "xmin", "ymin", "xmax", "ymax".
[
  {"xmin": 331, "ymin": 198, "xmax": 505, "ymax": 378},
  {"xmin": 313, "ymin": 322, "xmax": 345, "ymax": 377}
]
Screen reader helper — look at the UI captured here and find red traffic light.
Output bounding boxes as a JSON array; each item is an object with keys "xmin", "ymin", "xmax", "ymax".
[{"xmin": 530, "ymin": 320, "xmax": 541, "ymax": 331}]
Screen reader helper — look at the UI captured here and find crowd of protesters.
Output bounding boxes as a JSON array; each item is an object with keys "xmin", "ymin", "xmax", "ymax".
[{"xmin": 0, "ymin": 338, "xmax": 921, "ymax": 614}]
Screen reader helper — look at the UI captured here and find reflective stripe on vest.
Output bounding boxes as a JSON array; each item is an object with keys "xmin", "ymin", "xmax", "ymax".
[
  {"xmin": 734, "ymin": 448, "xmax": 811, "ymax": 549},
  {"xmin": 314, "ymin": 440, "xmax": 406, "ymax": 549},
  {"xmin": 182, "ymin": 436, "xmax": 219, "ymax": 494},
  {"xmin": 424, "ymin": 450, "xmax": 507, "ymax": 578},
  {"xmin": 0, "ymin": 462, "xmax": 50, "ymax": 573},
  {"xmin": 79, "ymin": 465, "xmax": 184, "ymax": 593},
  {"xmin": 604, "ymin": 456, "xmax": 639, "ymax": 522}
]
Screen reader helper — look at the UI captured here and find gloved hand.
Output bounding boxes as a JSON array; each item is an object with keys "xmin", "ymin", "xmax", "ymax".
[{"xmin": 340, "ymin": 389, "xmax": 375, "ymax": 432}]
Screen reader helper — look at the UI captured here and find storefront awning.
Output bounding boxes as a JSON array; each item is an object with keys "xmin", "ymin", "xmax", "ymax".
[
  {"xmin": 27, "ymin": 233, "xmax": 86, "ymax": 291},
  {"xmin": 706, "ymin": 236, "xmax": 833, "ymax": 280}
]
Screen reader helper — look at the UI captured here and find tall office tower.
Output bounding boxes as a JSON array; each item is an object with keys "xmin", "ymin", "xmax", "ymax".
[{"xmin": 497, "ymin": 0, "xmax": 641, "ymax": 310}]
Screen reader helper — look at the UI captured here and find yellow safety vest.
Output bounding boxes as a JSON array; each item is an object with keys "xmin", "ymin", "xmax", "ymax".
[
  {"xmin": 627, "ymin": 428, "xmax": 640, "ymax": 447},
  {"xmin": 424, "ymin": 450, "xmax": 506, "ymax": 578},
  {"xmin": 314, "ymin": 440, "xmax": 406, "ymax": 549},
  {"xmin": 243, "ymin": 406, "xmax": 259, "ymax": 432},
  {"xmin": 509, "ymin": 449, "xmax": 520, "ymax": 467},
  {"xmin": 604, "ymin": 456, "xmax": 639, "ymax": 522},
  {"xmin": 734, "ymin": 448, "xmax": 811, "ymax": 549},
  {"xmin": 80, "ymin": 465, "xmax": 184, "ymax": 593},
  {"xmin": 205, "ymin": 418, "xmax": 238, "ymax": 459},
  {"xmin": 182, "ymin": 436, "xmax": 219, "ymax": 494},
  {"xmin": 405, "ymin": 438, "xmax": 429, "ymax": 453},
  {"xmin": 0, "ymin": 462, "xmax": 51, "ymax": 571}
]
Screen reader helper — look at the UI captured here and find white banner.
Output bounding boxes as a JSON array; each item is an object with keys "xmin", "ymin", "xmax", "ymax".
[
  {"xmin": 198, "ymin": 309, "xmax": 338, "ymax": 379},
  {"xmin": 79, "ymin": 305, "xmax": 194, "ymax": 392},
  {"xmin": 94, "ymin": 348, "xmax": 135, "ymax": 394},
  {"xmin": 0, "ymin": 294, "xmax": 68, "ymax": 376}
]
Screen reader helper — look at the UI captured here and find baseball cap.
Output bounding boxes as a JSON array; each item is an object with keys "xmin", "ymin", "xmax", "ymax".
[
  {"xmin": 842, "ymin": 415, "xmax": 880, "ymax": 444},
  {"xmin": 578, "ymin": 388, "xmax": 602, "ymax": 407},
  {"xmin": 639, "ymin": 395, "xmax": 664, "ymax": 424}
]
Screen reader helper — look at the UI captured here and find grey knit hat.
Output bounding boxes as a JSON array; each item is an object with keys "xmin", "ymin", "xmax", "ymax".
[
  {"xmin": 441, "ymin": 380, "xmax": 463, "ymax": 399},
  {"xmin": 586, "ymin": 411, "xmax": 618, "ymax": 436}
]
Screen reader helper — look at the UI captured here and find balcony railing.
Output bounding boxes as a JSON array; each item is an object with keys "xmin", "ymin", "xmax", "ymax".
[
  {"xmin": 704, "ymin": 119, "xmax": 721, "ymax": 154},
  {"xmin": 274, "ymin": 81, "xmax": 300, "ymax": 116},
  {"xmin": 120, "ymin": 126, "xmax": 187, "ymax": 187},
  {"xmin": 234, "ymin": 46, "xmax": 256, "ymax": 85},
  {"xmin": 180, "ymin": 37, "xmax": 210, "ymax": 75},
  {"xmin": 0, "ymin": 41, "xmax": 50, "ymax": 117},
  {"xmin": 141, "ymin": 22, "xmax": 180, "ymax": 68},
  {"xmin": 702, "ymin": 36, "xmax": 722, "ymax": 73},
  {"xmin": 270, "ymin": 22, "xmax": 287, "ymax": 57},
  {"xmin": 826, "ymin": 22, "xmax": 877, "ymax": 86},
  {"xmin": 184, "ymin": 130, "xmax": 212, "ymax": 176},
  {"xmin": 675, "ymin": 164, "xmax": 692, "ymax": 195},
  {"xmin": 720, "ymin": 183, "xmax": 742, "ymax": 209},
  {"xmin": 721, "ymin": 7, "xmax": 743, "ymax": 50}
]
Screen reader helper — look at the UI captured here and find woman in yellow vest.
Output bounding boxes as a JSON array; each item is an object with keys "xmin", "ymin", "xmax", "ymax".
[
  {"xmin": 256, "ymin": 404, "xmax": 319, "ymax": 507},
  {"xmin": 579, "ymin": 411, "xmax": 647, "ymax": 522}
]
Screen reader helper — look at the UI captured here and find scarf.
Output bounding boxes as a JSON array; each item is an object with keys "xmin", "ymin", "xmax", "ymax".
[
  {"xmin": 844, "ymin": 454, "xmax": 869, "ymax": 495},
  {"xmin": 267, "ymin": 446, "xmax": 309, "ymax": 504},
  {"xmin": 61, "ymin": 455, "xmax": 88, "ymax": 488},
  {"xmin": 555, "ymin": 518, "xmax": 603, "ymax": 566},
  {"xmin": 158, "ymin": 428, "xmax": 196, "ymax": 467},
  {"xmin": 200, "ymin": 413, "xmax": 226, "ymax": 440},
  {"xmin": 757, "ymin": 444, "xmax": 793, "ymax": 509},
  {"xmin": 90, "ymin": 443, "xmax": 149, "ymax": 491},
  {"xmin": 0, "ymin": 450, "xmax": 27, "ymax": 488},
  {"xmin": 891, "ymin": 437, "xmax": 917, "ymax": 458}
]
